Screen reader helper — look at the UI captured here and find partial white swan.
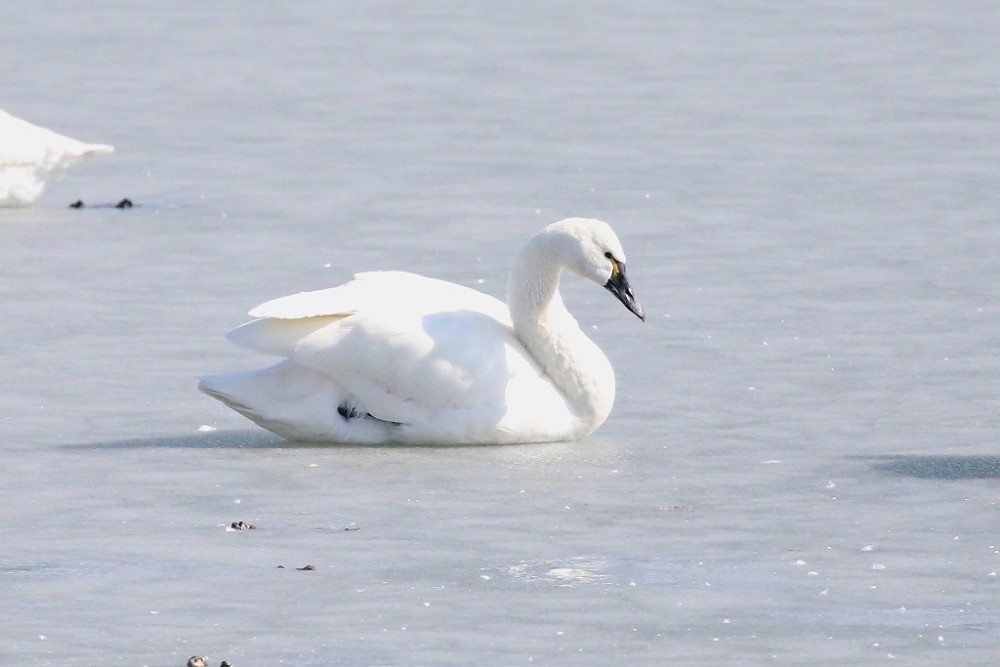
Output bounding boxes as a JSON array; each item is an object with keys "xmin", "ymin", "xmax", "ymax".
[
  {"xmin": 0, "ymin": 108, "xmax": 113, "ymax": 206},
  {"xmin": 199, "ymin": 218, "xmax": 645, "ymax": 444}
]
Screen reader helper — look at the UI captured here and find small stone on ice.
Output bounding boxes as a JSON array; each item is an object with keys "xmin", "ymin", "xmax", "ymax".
[{"xmin": 187, "ymin": 658, "xmax": 208, "ymax": 667}]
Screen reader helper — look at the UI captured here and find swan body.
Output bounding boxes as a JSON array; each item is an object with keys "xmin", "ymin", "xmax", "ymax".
[
  {"xmin": 199, "ymin": 218, "xmax": 645, "ymax": 444},
  {"xmin": 0, "ymin": 108, "xmax": 114, "ymax": 206}
]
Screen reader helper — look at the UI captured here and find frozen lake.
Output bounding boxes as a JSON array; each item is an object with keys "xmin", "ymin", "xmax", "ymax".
[{"xmin": 3, "ymin": 1, "xmax": 1000, "ymax": 665}]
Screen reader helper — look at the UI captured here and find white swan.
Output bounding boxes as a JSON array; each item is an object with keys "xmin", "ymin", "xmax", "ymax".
[
  {"xmin": 0, "ymin": 108, "xmax": 113, "ymax": 206},
  {"xmin": 199, "ymin": 218, "xmax": 645, "ymax": 444}
]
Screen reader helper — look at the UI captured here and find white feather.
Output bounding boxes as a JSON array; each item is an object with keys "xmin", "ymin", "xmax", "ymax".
[{"xmin": 0, "ymin": 108, "xmax": 113, "ymax": 206}]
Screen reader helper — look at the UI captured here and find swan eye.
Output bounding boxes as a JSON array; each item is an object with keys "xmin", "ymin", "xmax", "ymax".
[{"xmin": 606, "ymin": 253, "xmax": 621, "ymax": 276}]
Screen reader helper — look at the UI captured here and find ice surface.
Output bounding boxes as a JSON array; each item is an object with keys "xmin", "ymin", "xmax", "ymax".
[{"xmin": 2, "ymin": 1, "xmax": 1000, "ymax": 666}]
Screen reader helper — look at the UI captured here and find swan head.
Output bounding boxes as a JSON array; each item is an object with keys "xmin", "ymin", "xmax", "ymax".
[{"xmin": 546, "ymin": 218, "xmax": 646, "ymax": 322}]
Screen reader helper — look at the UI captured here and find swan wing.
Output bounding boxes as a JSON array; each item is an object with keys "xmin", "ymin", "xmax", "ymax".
[
  {"xmin": 0, "ymin": 109, "xmax": 113, "ymax": 166},
  {"xmin": 247, "ymin": 271, "xmax": 509, "ymax": 321},
  {"xmin": 228, "ymin": 271, "xmax": 511, "ymax": 356},
  {"xmin": 227, "ymin": 271, "xmax": 532, "ymax": 425}
]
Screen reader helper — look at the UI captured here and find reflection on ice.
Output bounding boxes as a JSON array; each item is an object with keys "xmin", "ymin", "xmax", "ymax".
[
  {"xmin": 765, "ymin": 606, "xmax": 1000, "ymax": 631},
  {"xmin": 0, "ymin": 559, "xmax": 187, "ymax": 582},
  {"xmin": 867, "ymin": 455, "xmax": 1000, "ymax": 480},
  {"xmin": 503, "ymin": 555, "xmax": 796, "ymax": 589},
  {"xmin": 508, "ymin": 557, "xmax": 613, "ymax": 586}
]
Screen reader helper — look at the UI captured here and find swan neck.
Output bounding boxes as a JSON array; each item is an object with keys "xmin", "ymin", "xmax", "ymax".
[
  {"xmin": 506, "ymin": 233, "xmax": 615, "ymax": 432},
  {"xmin": 507, "ymin": 235, "xmax": 566, "ymax": 328}
]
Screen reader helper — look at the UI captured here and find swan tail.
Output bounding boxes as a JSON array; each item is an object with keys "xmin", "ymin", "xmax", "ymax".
[{"xmin": 198, "ymin": 359, "xmax": 396, "ymax": 443}]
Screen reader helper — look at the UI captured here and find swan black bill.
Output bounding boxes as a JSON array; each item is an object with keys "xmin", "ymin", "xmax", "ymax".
[{"xmin": 604, "ymin": 267, "xmax": 645, "ymax": 321}]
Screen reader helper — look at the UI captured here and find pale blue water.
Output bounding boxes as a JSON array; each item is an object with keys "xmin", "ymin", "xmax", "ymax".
[{"xmin": 2, "ymin": 2, "xmax": 1000, "ymax": 666}]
